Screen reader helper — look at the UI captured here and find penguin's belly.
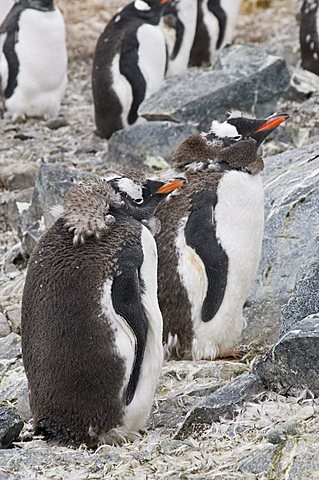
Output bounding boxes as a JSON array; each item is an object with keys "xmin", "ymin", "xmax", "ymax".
[
  {"xmin": 5, "ymin": 9, "xmax": 67, "ymax": 118},
  {"xmin": 110, "ymin": 53, "xmax": 133, "ymax": 128},
  {"xmin": 220, "ymin": 0, "xmax": 241, "ymax": 47},
  {"xmin": 201, "ymin": 2, "xmax": 220, "ymax": 62},
  {"xmin": 166, "ymin": 2, "xmax": 197, "ymax": 75},
  {"xmin": 178, "ymin": 171, "xmax": 264, "ymax": 360},
  {"xmin": 123, "ymin": 226, "xmax": 163, "ymax": 431},
  {"xmin": 136, "ymin": 24, "xmax": 166, "ymax": 99},
  {"xmin": 100, "ymin": 226, "xmax": 163, "ymax": 437}
]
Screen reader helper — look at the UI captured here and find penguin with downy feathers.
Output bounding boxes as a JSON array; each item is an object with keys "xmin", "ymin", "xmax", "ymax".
[
  {"xmin": 21, "ymin": 174, "xmax": 184, "ymax": 447},
  {"xmin": 162, "ymin": 0, "xmax": 197, "ymax": 75},
  {"xmin": 92, "ymin": 0, "xmax": 170, "ymax": 140},
  {"xmin": 0, "ymin": 0, "xmax": 67, "ymax": 120},
  {"xmin": 299, "ymin": 0, "xmax": 319, "ymax": 75},
  {"xmin": 155, "ymin": 111, "xmax": 289, "ymax": 360},
  {"xmin": 189, "ymin": 0, "xmax": 241, "ymax": 67}
]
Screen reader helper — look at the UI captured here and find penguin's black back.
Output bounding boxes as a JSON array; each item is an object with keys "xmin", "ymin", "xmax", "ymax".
[
  {"xmin": 92, "ymin": 2, "xmax": 163, "ymax": 139},
  {"xmin": 22, "ymin": 215, "xmax": 144, "ymax": 446}
]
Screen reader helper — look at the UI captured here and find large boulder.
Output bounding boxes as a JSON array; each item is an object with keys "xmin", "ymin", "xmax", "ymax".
[
  {"xmin": 255, "ymin": 314, "xmax": 319, "ymax": 394},
  {"xmin": 17, "ymin": 164, "xmax": 93, "ymax": 257},
  {"xmin": 280, "ymin": 252, "xmax": 319, "ymax": 336},
  {"xmin": 107, "ymin": 121, "xmax": 197, "ymax": 169},
  {"xmin": 140, "ymin": 44, "xmax": 292, "ymax": 130},
  {"xmin": 242, "ymin": 142, "xmax": 319, "ymax": 345}
]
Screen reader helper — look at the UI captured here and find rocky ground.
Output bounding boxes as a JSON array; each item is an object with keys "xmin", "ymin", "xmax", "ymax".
[{"xmin": 0, "ymin": 0, "xmax": 319, "ymax": 478}]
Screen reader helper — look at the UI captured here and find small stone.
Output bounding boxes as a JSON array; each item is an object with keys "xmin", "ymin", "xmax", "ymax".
[
  {"xmin": 45, "ymin": 117, "xmax": 69, "ymax": 130},
  {"xmin": 0, "ymin": 163, "xmax": 38, "ymax": 191},
  {"xmin": 0, "ymin": 313, "xmax": 10, "ymax": 338},
  {"xmin": 0, "ymin": 408, "xmax": 23, "ymax": 448}
]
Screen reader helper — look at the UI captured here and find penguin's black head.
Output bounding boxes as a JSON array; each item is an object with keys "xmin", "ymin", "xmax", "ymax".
[
  {"xmin": 28, "ymin": 0, "xmax": 54, "ymax": 11},
  {"xmin": 111, "ymin": 176, "xmax": 185, "ymax": 221},
  {"xmin": 208, "ymin": 112, "xmax": 289, "ymax": 148}
]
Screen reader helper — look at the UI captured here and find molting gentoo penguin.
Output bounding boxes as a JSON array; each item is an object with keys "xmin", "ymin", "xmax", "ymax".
[
  {"xmin": 0, "ymin": 0, "xmax": 67, "ymax": 120},
  {"xmin": 162, "ymin": 0, "xmax": 197, "ymax": 75},
  {"xmin": 189, "ymin": 0, "xmax": 241, "ymax": 67},
  {"xmin": 21, "ymin": 174, "xmax": 184, "ymax": 447},
  {"xmin": 299, "ymin": 0, "xmax": 319, "ymax": 75},
  {"xmin": 155, "ymin": 111, "xmax": 289, "ymax": 361},
  {"xmin": 92, "ymin": 0, "xmax": 170, "ymax": 140}
]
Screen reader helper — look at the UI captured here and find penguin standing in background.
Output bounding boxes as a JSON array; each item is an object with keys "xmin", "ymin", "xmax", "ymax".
[
  {"xmin": 189, "ymin": 0, "xmax": 241, "ymax": 67},
  {"xmin": 0, "ymin": 0, "xmax": 14, "ymax": 26},
  {"xmin": 155, "ymin": 111, "xmax": 289, "ymax": 361},
  {"xmin": 21, "ymin": 174, "xmax": 184, "ymax": 447},
  {"xmin": 92, "ymin": 0, "xmax": 170, "ymax": 140},
  {"xmin": 299, "ymin": 0, "xmax": 319, "ymax": 76},
  {"xmin": 162, "ymin": 0, "xmax": 197, "ymax": 75},
  {"xmin": 0, "ymin": 0, "xmax": 67, "ymax": 120}
]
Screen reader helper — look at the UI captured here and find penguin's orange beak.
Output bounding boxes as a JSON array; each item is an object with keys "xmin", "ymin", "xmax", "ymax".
[
  {"xmin": 254, "ymin": 113, "xmax": 289, "ymax": 133},
  {"xmin": 156, "ymin": 179, "xmax": 185, "ymax": 194},
  {"xmin": 160, "ymin": 0, "xmax": 171, "ymax": 4}
]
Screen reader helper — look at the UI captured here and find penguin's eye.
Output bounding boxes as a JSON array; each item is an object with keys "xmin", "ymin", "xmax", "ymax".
[
  {"xmin": 233, "ymin": 135, "xmax": 242, "ymax": 141},
  {"xmin": 135, "ymin": 198, "xmax": 144, "ymax": 204}
]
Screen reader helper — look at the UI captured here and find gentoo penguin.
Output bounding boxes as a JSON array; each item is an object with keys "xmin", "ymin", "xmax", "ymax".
[
  {"xmin": 0, "ymin": 0, "xmax": 67, "ymax": 120},
  {"xmin": 189, "ymin": 0, "xmax": 241, "ymax": 67},
  {"xmin": 92, "ymin": 0, "xmax": 170, "ymax": 139},
  {"xmin": 299, "ymin": 0, "xmax": 319, "ymax": 75},
  {"xmin": 0, "ymin": 0, "xmax": 14, "ymax": 26},
  {"xmin": 162, "ymin": 0, "xmax": 197, "ymax": 75},
  {"xmin": 155, "ymin": 111, "xmax": 289, "ymax": 360},
  {"xmin": 21, "ymin": 174, "xmax": 183, "ymax": 446}
]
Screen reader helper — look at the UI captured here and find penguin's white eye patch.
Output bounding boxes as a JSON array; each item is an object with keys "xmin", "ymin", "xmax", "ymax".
[
  {"xmin": 134, "ymin": 0, "xmax": 151, "ymax": 11},
  {"xmin": 135, "ymin": 198, "xmax": 144, "ymax": 204},
  {"xmin": 210, "ymin": 120, "xmax": 240, "ymax": 139}
]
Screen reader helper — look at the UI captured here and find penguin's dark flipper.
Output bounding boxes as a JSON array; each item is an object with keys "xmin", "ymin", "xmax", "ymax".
[
  {"xmin": 111, "ymin": 246, "xmax": 148, "ymax": 406},
  {"xmin": 119, "ymin": 31, "xmax": 146, "ymax": 125}
]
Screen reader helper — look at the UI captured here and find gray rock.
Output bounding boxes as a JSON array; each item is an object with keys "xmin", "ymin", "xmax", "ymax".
[
  {"xmin": 237, "ymin": 445, "xmax": 276, "ymax": 475},
  {"xmin": 0, "ymin": 408, "xmax": 23, "ymax": 448},
  {"xmin": 0, "ymin": 164, "xmax": 38, "ymax": 192},
  {"xmin": 175, "ymin": 373, "xmax": 263, "ymax": 439},
  {"xmin": 0, "ymin": 365, "xmax": 28, "ymax": 404},
  {"xmin": 242, "ymin": 142, "xmax": 319, "ymax": 346},
  {"xmin": 141, "ymin": 44, "xmax": 291, "ymax": 130},
  {"xmin": 255, "ymin": 314, "xmax": 319, "ymax": 394},
  {"xmin": 18, "ymin": 164, "xmax": 93, "ymax": 256},
  {"xmin": 6, "ymin": 188, "xmax": 33, "ymax": 233},
  {"xmin": 107, "ymin": 121, "xmax": 197, "ymax": 169},
  {"xmin": 5, "ymin": 306, "xmax": 21, "ymax": 334},
  {"xmin": 0, "ymin": 333, "xmax": 21, "ymax": 363},
  {"xmin": 0, "ymin": 313, "xmax": 10, "ymax": 338},
  {"xmin": 280, "ymin": 252, "xmax": 319, "ymax": 336}
]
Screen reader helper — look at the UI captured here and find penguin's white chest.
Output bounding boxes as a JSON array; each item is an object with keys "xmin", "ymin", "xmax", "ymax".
[
  {"xmin": 136, "ymin": 23, "xmax": 166, "ymax": 98},
  {"xmin": 177, "ymin": 171, "xmax": 264, "ymax": 360},
  {"xmin": 4, "ymin": 8, "xmax": 67, "ymax": 119},
  {"xmin": 164, "ymin": 0, "xmax": 197, "ymax": 75}
]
